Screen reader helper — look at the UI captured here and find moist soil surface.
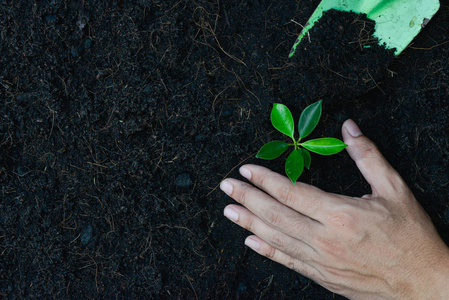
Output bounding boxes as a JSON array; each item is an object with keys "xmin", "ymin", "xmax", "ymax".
[{"xmin": 1, "ymin": 0, "xmax": 449, "ymax": 299}]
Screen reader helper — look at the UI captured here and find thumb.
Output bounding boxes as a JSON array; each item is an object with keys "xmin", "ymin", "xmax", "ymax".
[{"xmin": 342, "ymin": 119, "xmax": 405, "ymax": 198}]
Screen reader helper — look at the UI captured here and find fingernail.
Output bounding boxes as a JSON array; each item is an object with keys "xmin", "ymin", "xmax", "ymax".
[
  {"xmin": 220, "ymin": 180, "xmax": 233, "ymax": 195},
  {"xmin": 345, "ymin": 119, "xmax": 362, "ymax": 137},
  {"xmin": 224, "ymin": 207, "xmax": 239, "ymax": 221},
  {"xmin": 239, "ymin": 166, "xmax": 252, "ymax": 180},
  {"xmin": 245, "ymin": 237, "xmax": 261, "ymax": 250}
]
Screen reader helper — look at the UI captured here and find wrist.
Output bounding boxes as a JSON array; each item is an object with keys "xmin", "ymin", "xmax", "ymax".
[
  {"xmin": 430, "ymin": 248, "xmax": 449, "ymax": 299},
  {"xmin": 411, "ymin": 246, "xmax": 449, "ymax": 299}
]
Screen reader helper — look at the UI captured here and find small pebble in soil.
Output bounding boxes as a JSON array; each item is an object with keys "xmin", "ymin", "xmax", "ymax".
[
  {"xmin": 175, "ymin": 172, "xmax": 193, "ymax": 187},
  {"xmin": 71, "ymin": 47, "xmax": 79, "ymax": 58},
  {"xmin": 80, "ymin": 225, "xmax": 93, "ymax": 245},
  {"xmin": 45, "ymin": 15, "xmax": 57, "ymax": 23},
  {"xmin": 195, "ymin": 134, "xmax": 206, "ymax": 141},
  {"xmin": 236, "ymin": 281, "xmax": 247, "ymax": 293},
  {"xmin": 222, "ymin": 109, "xmax": 232, "ymax": 117},
  {"xmin": 84, "ymin": 39, "xmax": 92, "ymax": 49},
  {"xmin": 76, "ymin": 19, "xmax": 87, "ymax": 30},
  {"xmin": 15, "ymin": 166, "xmax": 24, "ymax": 176},
  {"xmin": 43, "ymin": 220, "xmax": 51, "ymax": 228}
]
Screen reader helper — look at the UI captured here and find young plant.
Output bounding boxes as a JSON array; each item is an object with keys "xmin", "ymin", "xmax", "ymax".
[{"xmin": 256, "ymin": 100, "xmax": 347, "ymax": 184}]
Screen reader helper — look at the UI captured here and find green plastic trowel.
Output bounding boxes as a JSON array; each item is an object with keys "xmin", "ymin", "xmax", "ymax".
[{"xmin": 289, "ymin": 0, "xmax": 440, "ymax": 57}]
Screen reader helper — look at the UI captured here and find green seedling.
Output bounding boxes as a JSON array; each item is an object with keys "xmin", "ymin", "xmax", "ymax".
[{"xmin": 256, "ymin": 100, "xmax": 347, "ymax": 184}]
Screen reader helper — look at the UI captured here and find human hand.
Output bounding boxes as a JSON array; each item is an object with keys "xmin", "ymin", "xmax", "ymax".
[{"xmin": 221, "ymin": 119, "xmax": 449, "ymax": 299}]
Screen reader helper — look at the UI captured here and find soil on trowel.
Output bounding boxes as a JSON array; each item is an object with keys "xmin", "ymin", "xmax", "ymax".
[{"xmin": 279, "ymin": 9, "xmax": 395, "ymax": 105}]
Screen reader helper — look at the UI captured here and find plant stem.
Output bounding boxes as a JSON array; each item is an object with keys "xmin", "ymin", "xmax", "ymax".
[{"xmin": 293, "ymin": 138, "xmax": 301, "ymax": 150}]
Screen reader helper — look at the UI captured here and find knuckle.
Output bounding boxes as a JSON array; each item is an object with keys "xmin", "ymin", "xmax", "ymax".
[
  {"xmin": 326, "ymin": 210, "xmax": 353, "ymax": 228},
  {"xmin": 236, "ymin": 182, "xmax": 251, "ymax": 205},
  {"xmin": 291, "ymin": 219, "xmax": 310, "ymax": 238},
  {"xmin": 359, "ymin": 140, "xmax": 381, "ymax": 158},
  {"xmin": 270, "ymin": 232, "xmax": 286, "ymax": 249},
  {"xmin": 388, "ymin": 173, "xmax": 411, "ymax": 197},
  {"xmin": 302, "ymin": 193, "xmax": 320, "ymax": 214},
  {"xmin": 315, "ymin": 236, "xmax": 345, "ymax": 257},
  {"xmin": 263, "ymin": 207, "xmax": 284, "ymax": 227},
  {"xmin": 286, "ymin": 259, "xmax": 300, "ymax": 273},
  {"xmin": 256, "ymin": 172, "xmax": 269, "ymax": 187},
  {"xmin": 242, "ymin": 216, "xmax": 255, "ymax": 232},
  {"xmin": 264, "ymin": 246, "xmax": 277, "ymax": 259},
  {"xmin": 278, "ymin": 186, "xmax": 297, "ymax": 207},
  {"xmin": 359, "ymin": 143, "xmax": 389, "ymax": 170}
]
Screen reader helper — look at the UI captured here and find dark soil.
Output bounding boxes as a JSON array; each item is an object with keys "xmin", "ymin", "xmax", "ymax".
[
  {"xmin": 1, "ymin": 0, "xmax": 449, "ymax": 299},
  {"xmin": 284, "ymin": 9, "xmax": 395, "ymax": 102}
]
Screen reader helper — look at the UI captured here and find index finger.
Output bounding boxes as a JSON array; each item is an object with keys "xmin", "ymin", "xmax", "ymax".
[{"xmin": 239, "ymin": 164, "xmax": 340, "ymax": 222}]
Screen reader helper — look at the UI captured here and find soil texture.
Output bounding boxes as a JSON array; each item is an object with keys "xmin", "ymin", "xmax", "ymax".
[{"xmin": 1, "ymin": 0, "xmax": 449, "ymax": 299}]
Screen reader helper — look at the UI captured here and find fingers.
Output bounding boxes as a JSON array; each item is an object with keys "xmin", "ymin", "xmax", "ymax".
[
  {"xmin": 224, "ymin": 201, "xmax": 322, "ymax": 280},
  {"xmin": 342, "ymin": 119, "xmax": 409, "ymax": 199},
  {"xmin": 237, "ymin": 164, "xmax": 340, "ymax": 221},
  {"xmin": 243, "ymin": 235, "xmax": 323, "ymax": 283},
  {"xmin": 224, "ymin": 204, "xmax": 318, "ymax": 259},
  {"xmin": 220, "ymin": 179, "xmax": 320, "ymax": 243}
]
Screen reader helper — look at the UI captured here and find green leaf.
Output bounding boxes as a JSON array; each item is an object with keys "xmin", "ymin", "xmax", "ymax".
[
  {"xmin": 301, "ymin": 138, "xmax": 348, "ymax": 155},
  {"xmin": 299, "ymin": 148, "xmax": 311, "ymax": 169},
  {"xmin": 285, "ymin": 149, "xmax": 304, "ymax": 184},
  {"xmin": 298, "ymin": 100, "xmax": 322, "ymax": 139},
  {"xmin": 271, "ymin": 103, "xmax": 294, "ymax": 139},
  {"xmin": 256, "ymin": 141, "xmax": 289, "ymax": 160}
]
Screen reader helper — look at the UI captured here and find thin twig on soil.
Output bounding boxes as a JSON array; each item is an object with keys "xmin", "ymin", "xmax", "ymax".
[
  {"xmin": 192, "ymin": 6, "xmax": 247, "ymax": 67},
  {"xmin": 410, "ymin": 40, "xmax": 449, "ymax": 50},
  {"xmin": 366, "ymin": 69, "xmax": 385, "ymax": 94},
  {"xmin": 290, "ymin": 19, "xmax": 311, "ymax": 43},
  {"xmin": 206, "ymin": 152, "xmax": 257, "ymax": 197},
  {"xmin": 184, "ymin": 274, "xmax": 199, "ymax": 300}
]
